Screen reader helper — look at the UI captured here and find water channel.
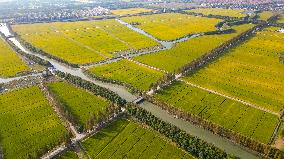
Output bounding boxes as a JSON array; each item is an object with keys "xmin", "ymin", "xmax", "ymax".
[{"xmin": 0, "ymin": 23, "xmax": 260, "ymax": 159}]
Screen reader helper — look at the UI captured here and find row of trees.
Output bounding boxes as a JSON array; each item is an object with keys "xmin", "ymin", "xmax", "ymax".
[
  {"xmin": 15, "ymin": 33, "xmax": 80, "ymax": 68},
  {"xmin": 143, "ymin": 94, "xmax": 283, "ymax": 159},
  {"xmin": 55, "ymin": 71, "xmax": 127, "ymax": 107},
  {"xmin": 126, "ymin": 103, "xmax": 238, "ymax": 159}
]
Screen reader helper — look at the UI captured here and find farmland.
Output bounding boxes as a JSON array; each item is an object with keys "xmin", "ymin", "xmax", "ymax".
[
  {"xmin": 184, "ymin": 27, "xmax": 284, "ymax": 113},
  {"xmin": 133, "ymin": 24, "xmax": 255, "ymax": 73},
  {"xmin": 88, "ymin": 59, "xmax": 164, "ymax": 91},
  {"xmin": 257, "ymin": 11, "xmax": 274, "ymax": 21},
  {"xmin": 0, "ymin": 86, "xmax": 68, "ymax": 158},
  {"xmin": 155, "ymin": 81, "xmax": 279, "ymax": 143},
  {"xmin": 12, "ymin": 19, "xmax": 158, "ymax": 65},
  {"xmin": 121, "ymin": 13, "xmax": 222, "ymax": 41},
  {"xmin": 47, "ymin": 82, "xmax": 110, "ymax": 130},
  {"xmin": 0, "ymin": 37, "xmax": 29, "ymax": 77},
  {"xmin": 82, "ymin": 118, "xmax": 193, "ymax": 159},
  {"xmin": 111, "ymin": 8, "xmax": 153, "ymax": 16},
  {"xmin": 186, "ymin": 8, "xmax": 246, "ymax": 18}
]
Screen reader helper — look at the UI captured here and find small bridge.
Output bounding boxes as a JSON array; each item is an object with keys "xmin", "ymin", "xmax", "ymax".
[{"xmin": 132, "ymin": 96, "xmax": 144, "ymax": 104}]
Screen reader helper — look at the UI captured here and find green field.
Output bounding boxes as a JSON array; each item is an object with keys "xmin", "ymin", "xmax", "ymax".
[
  {"xmin": 133, "ymin": 24, "xmax": 255, "ymax": 73},
  {"xmin": 186, "ymin": 8, "xmax": 246, "ymax": 18},
  {"xmin": 82, "ymin": 118, "xmax": 193, "ymax": 159},
  {"xmin": 122, "ymin": 13, "xmax": 222, "ymax": 41},
  {"xmin": 155, "ymin": 82, "xmax": 279, "ymax": 143},
  {"xmin": 0, "ymin": 86, "xmax": 68, "ymax": 158},
  {"xmin": 257, "ymin": 11, "xmax": 274, "ymax": 21},
  {"xmin": 111, "ymin": 8, "xmax": 153, "ymax": 15},
  {"xmin": 184, "ymin": 27, "xmax": 284, "ymax": 113},
  {"xmin": 0, "ymin": 37, "xmax": 29, "ymax": 77},
  {"xmin": 88, "ymin": 59, "xmax": 164, "ymax": 91},
  {"xmin": 48, "ymin": 82, "xmax": 110, "ymax": 129},
  {"xmin": 12, "ymin": 19, "xmax": 158, "ymax": 64}
]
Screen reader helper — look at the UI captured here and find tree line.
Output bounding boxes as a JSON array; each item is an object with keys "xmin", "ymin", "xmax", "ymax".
[
  {"xmin": 126, "ymin": 103, "xmax": 238, "ymax": 159},
  {"xmin": 143, "ymin": 94, "xmax": 283, "ymax": 159},
  {"xmin": 55, "ymin": 71, "xmax": 127, "ymax": 107}
]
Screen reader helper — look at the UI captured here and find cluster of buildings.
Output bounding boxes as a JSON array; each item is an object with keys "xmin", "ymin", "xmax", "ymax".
[
  {"xmin": 4, "ymin": 6, "xmax": 110, "ymax": 23},
  {"xmin": 195, "ymin": 0, "xmax": 284, "ymax": 10}
]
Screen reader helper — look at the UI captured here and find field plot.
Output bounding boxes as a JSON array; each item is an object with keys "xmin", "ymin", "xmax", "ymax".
[
  {"xmin": 12, "ymin": 19, "xmax": 158, "ymax": 65},
  {"xmin": 155, "ymin": 82, "xmax": 279, "ymax": 143},
  {"xmin": 0, "ymin": 37, "xmax": 29, "ymax": 77},
  {"xmin": 184, "ymin": 27, "xmax": 284, "ymax": 113},
  {"xmin": 111, "ymin": 8, "xmax": 153, "ymax": 16},
  {"xmin": 88, "ymin": 59, "xmax": 164, "ymax": 91},
  {"xmin": 82, "ymin": 118, "xmax": 193, "ymax": 159},
  {"xmin": 47, "ymin": 82, "xmax": 110, "ymax": 130},
  {"xmin": 0, "ymin": 86, "xmax": 68, "ymax": 158},
  {"xmin": 121, "ymin": 13, "xmax": 222, "ymax": 41},
  {"xmin": 186, "ymin": 8, "xmax": 246, "ymax": 18},
  {"xmin": 133, "ymin": 24, "xmax": 254, "ymax": 72},
  {"xmin": 257, "ymin": 11, "xmax": 274, "ymax": 21}
]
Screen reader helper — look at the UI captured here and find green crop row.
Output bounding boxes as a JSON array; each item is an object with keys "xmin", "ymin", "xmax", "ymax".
[
  {"xmin": 0, "ymin": 86, "xmax": 68, "ymax": 159},
  {"xmin": 82, "ymin": 118, "xmax": 193, "ymax": 159}
]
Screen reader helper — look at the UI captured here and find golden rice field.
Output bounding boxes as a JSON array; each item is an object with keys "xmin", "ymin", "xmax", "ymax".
[
  {"xmin": 121, "ymin": 13, "xmax": 223, "ymax": 41},
  {"xmin": 133, "ymin": 24, "xmax": 255, "ymax": 73},
  {"xmin": 88, "ymin": 59, "xmax": 164, "ymax": 91},
  {"xmin": 186, "ymin": 8, "xmax": 246, "ymax": 18},
  {"xmin": 12, "ymin": 19, "xmax": 158, "ymax": 65},
  {"xmin": 111, "ymin": 8, "xmax": 153, "ymax": 16},
  {"xmin": 258, "ymin": 11, "xmax": 274, "ymax": 21},
  {"xmin": 0, "ymin": 37, "xmax": 29, "ymax": 77},
  {"xmin": 184, "ymin": 27, "xmax": 284, "ymax": 113}
]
